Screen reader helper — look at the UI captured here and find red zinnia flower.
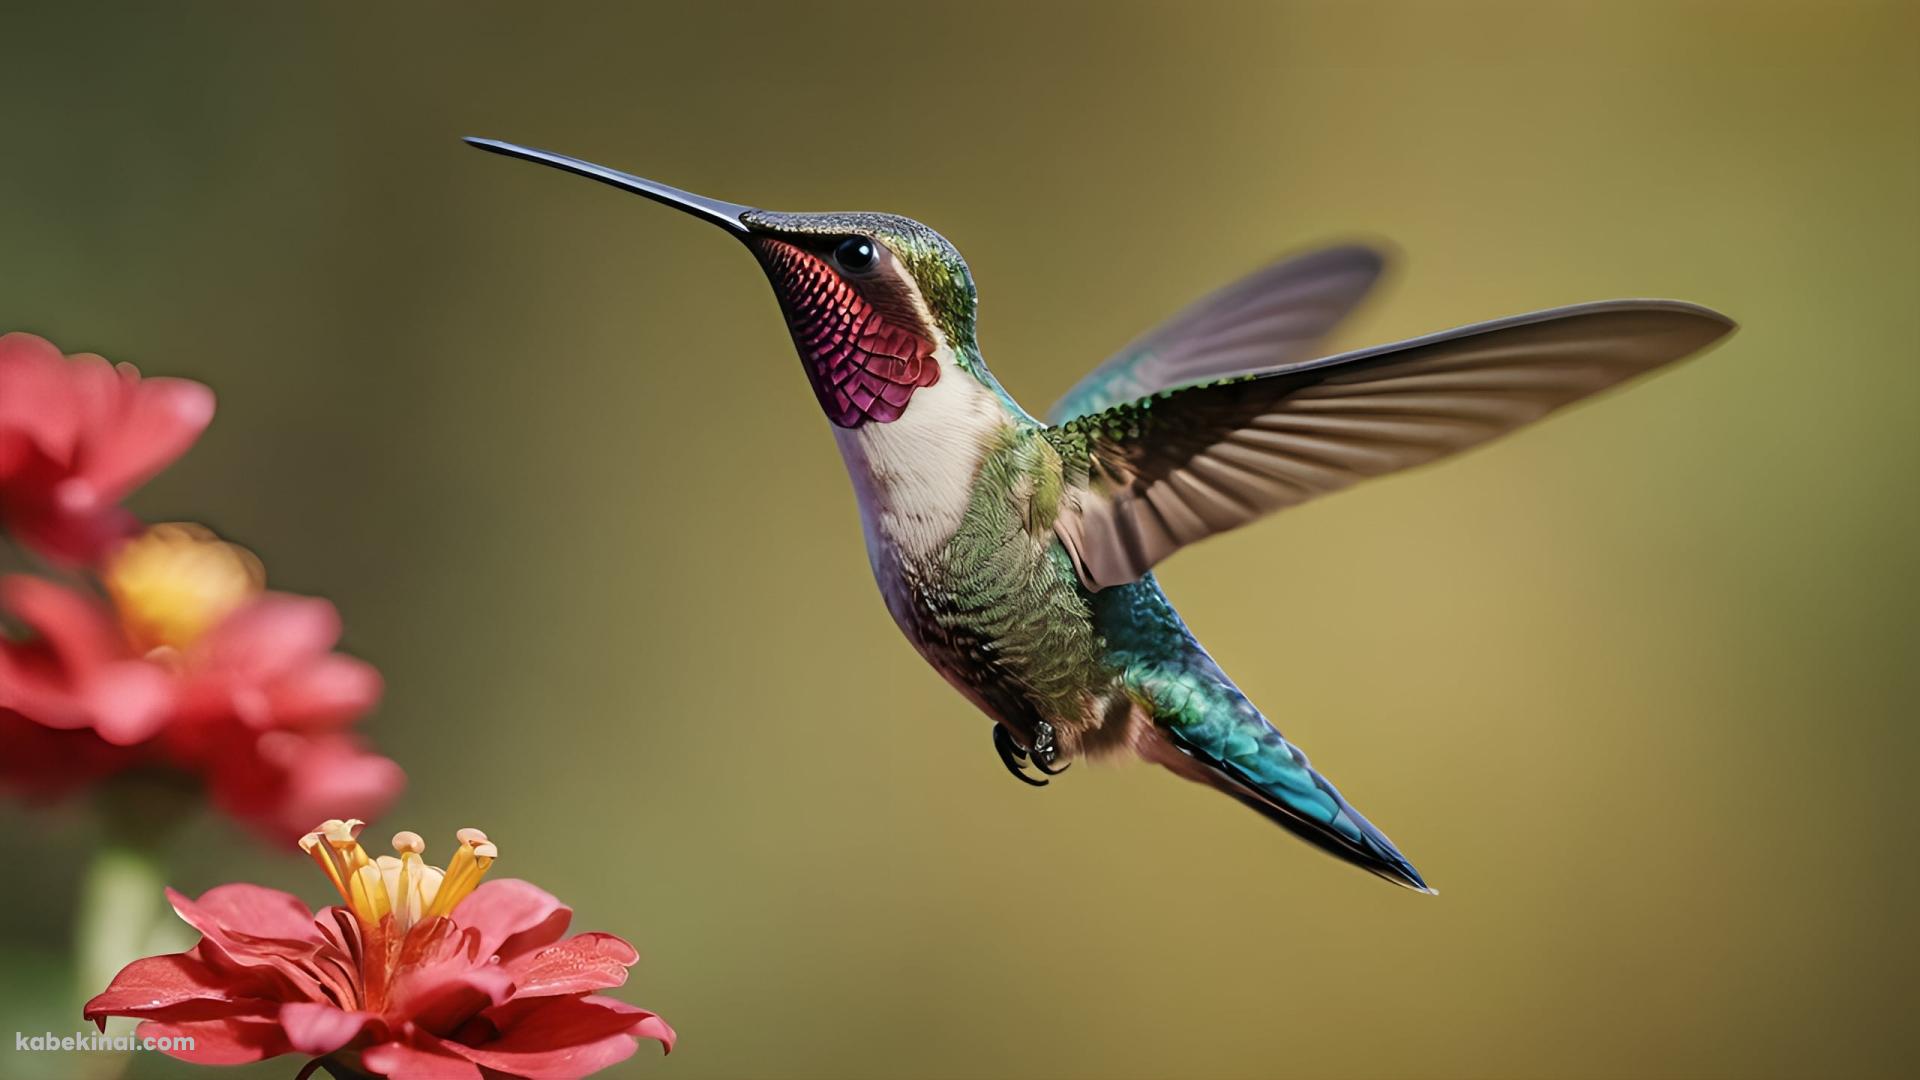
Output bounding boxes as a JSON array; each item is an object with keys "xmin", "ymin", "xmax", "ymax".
[
  {"xmin": 85, "ymin": 820, "xmax": 675, "ymax": 1079},
  {"xmin": 0, "ymin": 332, "xmax": 214, "ymax": 565},
  {"xmin": 0, "ymin": 524, "xmax": 400, "ymax": 836}
]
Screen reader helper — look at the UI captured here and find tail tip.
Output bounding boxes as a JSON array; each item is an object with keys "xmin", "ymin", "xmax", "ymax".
[
  {"xmin": 1379, "ymin": 853, "xmax": 1436, "ymax": 895},
  {"xmin": 1395, "ymin": 870, "xmax": 1438, "ymax": 896}
]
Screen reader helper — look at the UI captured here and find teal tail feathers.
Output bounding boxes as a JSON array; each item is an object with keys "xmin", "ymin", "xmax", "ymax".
[
  {"xmin": 1164, "ymin": 719, "xmax": 1432, "ymax": 893},
  {"xmin": 1125, "ymin": 662, "xmax": 1432, "ymax": 893},
  {"xmin": 1095, "ymin": 577, "xmax": 1431, "ymax": 892}
]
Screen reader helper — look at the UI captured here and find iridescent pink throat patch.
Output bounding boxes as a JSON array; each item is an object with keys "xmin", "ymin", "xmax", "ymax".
[{"xmin": 755, "ymin": 239, "xmax": 939, "ymax": 427}]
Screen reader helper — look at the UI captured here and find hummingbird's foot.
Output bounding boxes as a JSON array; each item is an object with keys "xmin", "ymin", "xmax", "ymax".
[
  {"xmin": 1029, "ymin": 720, "xmax": 1068, "ymax": 774},
  {"xmin": 993, "ymin": 721, "xmax": 1070, "ymax": 787}
]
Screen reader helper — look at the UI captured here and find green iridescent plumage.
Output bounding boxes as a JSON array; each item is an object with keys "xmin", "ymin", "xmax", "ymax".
[
  {"xmin": 897, "ymin": 422, "xmax": 1427, "ymax": 887},
  {"xmin": 917, "ymin": 427, "xmax": 1103, "ymax": 724}
]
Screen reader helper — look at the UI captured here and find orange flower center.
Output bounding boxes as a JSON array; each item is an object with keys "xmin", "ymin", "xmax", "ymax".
[
  {"xmin": 103, "ymin": 523, "xmax": 263, "ymax": 655},
  {"xmin": 299, "ymin": 819, "xmax": 498, "ymax": 934}
]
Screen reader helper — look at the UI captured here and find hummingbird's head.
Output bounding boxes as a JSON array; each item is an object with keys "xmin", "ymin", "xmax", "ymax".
[
  {"xmin": 737, "ymin": 209, "xmax": 979, "ymax": 427},
  {"xmin": 466, "ymin": 139, "xmax": 987, "ymax": 429}
]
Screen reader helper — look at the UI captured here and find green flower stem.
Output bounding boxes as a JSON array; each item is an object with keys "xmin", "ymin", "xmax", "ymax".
[
  {"xmin": 75, "ymin": 839, "xmax": 172, "ymax": 1007},
  {"xmin": 71, "ymin": 839, "xmax": 171, "ymax": 1080},
  {"xmin": 72, "ymin": 771, "xmax": 201, "ymax": 1080}
]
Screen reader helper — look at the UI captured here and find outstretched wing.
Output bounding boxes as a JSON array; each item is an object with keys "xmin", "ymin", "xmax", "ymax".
[
  {"xmin": 1045, "ymin": 244, "xmax": 1387, "ymax": 424},
  {"xmin": 1046, "ymin": 300, "xmax": 1736, "ymax": 590}
]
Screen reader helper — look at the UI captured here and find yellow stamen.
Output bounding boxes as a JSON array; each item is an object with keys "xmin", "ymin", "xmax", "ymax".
[
  {"xmin": 103, "ymin": 523, "xmax": 265, "ymax": 655},
  {"xmin": 297, "ymin": 819, "xmax": 393, "ymax": 928},
  {"xmin": 387, "ymin": 835, "xmax": 417, "ymax": 931},
  {"xmin": 394, "ymin": 851, "xmax": 420, "ymax": 928},
  {"xmin": 303, "ymin": 820, "xmax": 367, "ymax": 904},
  {"xmin": 350, "ymin": 863, "xmax": 391, "ymax": 925},
  {"xmin": 424, "ymin": 829, "xmax": 497, "ymax": 918},
  {"xmin": 326, "ymin": 819, "xmax": 372, "ymax": 876},
  {"xmin": 299, "ymin": 831, "xmax": 351, "ymax": 907},
  {"xmin": 304, "ymin": 821, "xmax": 498, "ymax": 930},
  {"xmin": 428, "ymin": 858, "xmax": 476, "ymax": 919}
]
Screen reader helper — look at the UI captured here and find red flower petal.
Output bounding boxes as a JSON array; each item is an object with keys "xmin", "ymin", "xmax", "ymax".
[
  {"xmin": 389, "ymin": 962, "xmax": 516, "ymax": 1038},
  {"xmin": 632, "ymin": 1013, "xmax": 676, "ymax": 1054},
  {"xmin": 79, "ymin": 660, "xmax": 176, "ymax": 745},
  {"xmin": 268, "ymin": 737, "xmax": 405, "ymax": 838},
  {"xmin": 454, "ymin": 1030, "xmax": 643, "ymax": 1079},
  {"xmin": 0, "ymin": 334, "xmax": 79, "ymax": 463},
  {"xmin": 277, "ymin": 1001, "xmax": 376, "ymax": 1056},
  {"xmin": 4, "ymin": 502, "xmax": 140, "ymax": 567},
  {"xmin": 0, "ymin": 335, "xmax": 214, "ymax": 565},
  {"xmin": 501, "ymin": 932, "xmax": 638, "ymax": 998},
  {"xmin": 166, "ymin": 886, "xmax": 332, "ymax": 1003},
  {"xmin": 134, "ymin": 1016, "xmax": 292, "ymax": 1065},
  {"xmin": 205, "ymin": 733, "xmax": 405, "ymax": 842},
  {"xmin": 191, "ymin": 883, "xmax": 325, "ymax": 943},
  {"xmin": 82, "ymin": 953, "xmax": 270, "ymax": 1027},
  {"xmin": 80, "ymin": 372, "xmax": 216, "ymax": 500},
  {"xmin": 451, "ymin": 879, "xmax": 572, "ymax": 961},
  {"xmin": 193, "ymin": 595, "xmax": 342, "ymax": 681},
  {"xmin": 452, "ymin": 996, "xmax": 666, "ymax": 1079},
  {"xmin": 0, "ymin": 575, "xmax": 176, "ymax": 742},
  {"xmin": 0, "ymin": 329, "xmax": 64, "ymax": 361},
  {"xmin": 1, "ymin": 574, "xmax": 127, "ymax": 672},
  {"xmin": 0, "ymin": 708, "xmax": 136, "ymax": 798},
  {"xmin": 362, "ymin": 1040, "xmax": 484, "ymax": 1080},
  {"xmin": 263, "ymin": 653, "xmax": 384, "ymax": 727}
]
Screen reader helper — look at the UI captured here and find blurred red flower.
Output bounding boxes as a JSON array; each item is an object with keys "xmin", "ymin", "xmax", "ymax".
[
  {"xmin": 0, "ymin": 706, "xmax": 138, "ymax": 798},
  {"xmin": 85, "ymin": 821, "xmax": 675, "ymax": 1079},
  {"xmin": 0, "ymin": 524, "xmax": 401, "ymax": 837},
  {"xmin": 0, "ymin": 332, "xmax": 214, "ymax": 565}
]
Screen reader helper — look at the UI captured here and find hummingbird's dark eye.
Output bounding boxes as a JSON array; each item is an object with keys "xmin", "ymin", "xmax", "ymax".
[{"xmin": 834, "ymin": 237, "xmax": 877, "ymax": 272}]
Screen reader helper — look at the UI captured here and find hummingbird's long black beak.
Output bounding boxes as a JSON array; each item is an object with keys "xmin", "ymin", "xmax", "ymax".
[{"xmin": 464, "ymin": 137, "xmax": 754, "ymax": 235}]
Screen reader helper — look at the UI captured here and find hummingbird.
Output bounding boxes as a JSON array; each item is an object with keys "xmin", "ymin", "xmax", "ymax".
[{"xmin": 467, "ymin": 137, "xmax": 1735, "ymax": 892}]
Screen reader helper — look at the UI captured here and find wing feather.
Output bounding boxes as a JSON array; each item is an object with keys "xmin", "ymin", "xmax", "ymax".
[
  {"xmin": 1046, "ymin": 300, "xmax": 1736, "ymax": 589},
  {"xmin": 1046, "ymin": 244, "xmax": 1387, "ymax": 424}
]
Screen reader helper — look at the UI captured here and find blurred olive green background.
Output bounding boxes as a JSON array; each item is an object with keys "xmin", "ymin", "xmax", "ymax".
[{"xmin": 2, "ymin": 2, "xmax": 1915, "ymax": 1078}]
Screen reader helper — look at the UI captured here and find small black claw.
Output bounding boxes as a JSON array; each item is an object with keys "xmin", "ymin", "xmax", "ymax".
[
  {"xmin": 993, "ymin": 723, "xmax": 1050, "ymax": 787},
  {"xmin": 993, "ymin": 722, "xmax": 1069, "ymax": 787}
]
